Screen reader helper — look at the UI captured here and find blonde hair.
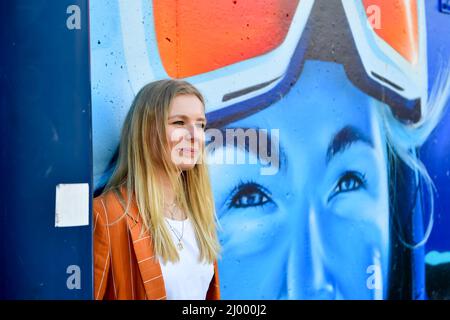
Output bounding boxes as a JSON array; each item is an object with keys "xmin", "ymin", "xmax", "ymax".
[
  {"xmin": 378, "ymin": 61, "xmax": 450, "ymax": 249},
  {"xmin": 102, "ymin": 79, "xmax": 221, "ymax": 263}
]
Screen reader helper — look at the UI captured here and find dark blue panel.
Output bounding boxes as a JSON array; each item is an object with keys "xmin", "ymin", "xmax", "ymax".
[{"xmin": 0, "ymin": 0, "xmax": 92, "ymax": 299}]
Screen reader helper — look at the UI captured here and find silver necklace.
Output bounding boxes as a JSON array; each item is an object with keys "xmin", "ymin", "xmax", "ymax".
[{"xmin": 165, "ymin": 202, "xmax": 185, "ymax": 250}]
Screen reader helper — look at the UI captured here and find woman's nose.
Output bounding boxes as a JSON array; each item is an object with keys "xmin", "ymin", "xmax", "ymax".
[
  {"xmin": 286, "ymin": 205, "xmax": 336, "ymax": 299},
  {"xmin": 184, "ymin": 123, "xmax": 202, "ymax": 142}
]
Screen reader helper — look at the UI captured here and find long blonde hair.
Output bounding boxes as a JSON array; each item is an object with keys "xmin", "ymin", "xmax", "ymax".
[
  {"xmin": 102, "ymin": 79, "xmax": 220, "ymax": 263},
  {"xmin": 378, "ymin": 61, "xmax": 450, "ymax": 249}
]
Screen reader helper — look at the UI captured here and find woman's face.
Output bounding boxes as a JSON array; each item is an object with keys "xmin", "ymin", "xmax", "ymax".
[
  {"xmin": 166, "ymin": 94, "xmax": 206, "ymax": 171},
  {"xmin": 207, "ymin": 61, "xmax": 391, "ymax": 299}
]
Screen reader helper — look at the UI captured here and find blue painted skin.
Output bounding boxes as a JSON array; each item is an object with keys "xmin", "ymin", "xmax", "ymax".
[{"xmin": 207, "ymin": 61, "xmax": 391, "ymax": 299}]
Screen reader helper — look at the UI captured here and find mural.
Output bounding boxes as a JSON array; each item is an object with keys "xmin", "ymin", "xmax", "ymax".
[{"xmin": 91, "ymin": 0, "xmax": 450, "ymax": 299}]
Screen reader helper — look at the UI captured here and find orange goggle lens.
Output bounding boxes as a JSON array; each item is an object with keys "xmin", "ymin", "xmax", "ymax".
[
  {"xmin": 362, "ymin": 0, "xmax": 419, "ymax": 65},
  {"xmin": 154, "ymin": 0, "xmax": 300, "ymax": 79}
]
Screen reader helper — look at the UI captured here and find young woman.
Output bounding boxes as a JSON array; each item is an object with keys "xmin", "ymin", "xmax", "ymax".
[{"xmin": 93, "ymin": 79, "xmax": 221, "ymax": 300}]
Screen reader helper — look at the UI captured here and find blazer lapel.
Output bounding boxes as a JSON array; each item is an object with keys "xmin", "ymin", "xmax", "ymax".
[{"xmin": 114, "ymin": 186, "xmax": 167, "ymax": 300}]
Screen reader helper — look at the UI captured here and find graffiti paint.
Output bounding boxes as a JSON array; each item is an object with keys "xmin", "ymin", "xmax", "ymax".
[{"xmin": 91, "ymin": 0, "xmax": 450, "ymax": 299}]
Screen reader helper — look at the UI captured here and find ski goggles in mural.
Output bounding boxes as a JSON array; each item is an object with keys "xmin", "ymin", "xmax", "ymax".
[{"xmin": 118, "ymin": 0, "xmax": 427, "ymax": 125}]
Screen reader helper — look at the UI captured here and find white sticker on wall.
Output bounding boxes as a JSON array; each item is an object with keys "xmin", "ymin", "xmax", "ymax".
[{"xmin": 55, "ymin": 183, "xmax": 89, "ymax": 227}]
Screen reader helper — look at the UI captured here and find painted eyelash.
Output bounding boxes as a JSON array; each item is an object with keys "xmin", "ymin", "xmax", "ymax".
[
  {"xmin": 328, "ymin": 171, "xmax": 367, "ymax": 202},
  {"xmin": 229, "ymin": 179, "xmax": 272, "ymax": 197},
  {"xmin": 348, "ymin": 171, "xmax": 367, "ymax": 185},
  {"xmin": 340, "ymin": 171, "xmax": 367, "ymax": 188},
  {"xmin": 360, "ymin": 172, "xmax": 367, "ymax": 184},
  {"xmin": 226, "ymin": 179, "xmax": 272, "ymax": 209}
]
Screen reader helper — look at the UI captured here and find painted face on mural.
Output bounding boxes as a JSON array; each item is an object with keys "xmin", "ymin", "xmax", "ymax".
[{"xmin": 207, "ymin": 60, "xmax": 391, "ymax": 299}]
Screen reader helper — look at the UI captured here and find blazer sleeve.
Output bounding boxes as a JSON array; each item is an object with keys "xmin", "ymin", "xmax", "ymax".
[
  {"xmin": 93, "ymin": 197, "xmax": 111, "ymax": 300},
  {"xmin": 206, "ymin": 260, "xmax": 221, "ymax": 300}
]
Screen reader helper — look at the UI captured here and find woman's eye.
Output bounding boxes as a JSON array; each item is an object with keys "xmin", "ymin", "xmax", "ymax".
[
  {"xmin": 330, "ymin": 171, "xmax": 366, "ymax": 200},
  {"xmin": 228, "ymin": 182, "xmax": 272, "ymax": 209},
  {"xmin": 196, "ymin": 123, "xmax": 206, "ymax": 129},
  {"xmin": 172, "ymin": 121, "xmax": 184, "ymax": 126}
]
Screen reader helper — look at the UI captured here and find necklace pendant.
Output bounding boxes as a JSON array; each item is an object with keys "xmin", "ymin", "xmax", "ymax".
[{"xmin": 177, "ymin": 242, "xmax": 183, "ymax": 250}]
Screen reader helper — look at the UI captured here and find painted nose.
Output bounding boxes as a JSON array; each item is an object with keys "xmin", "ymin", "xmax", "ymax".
[{"xmin": 286, "ymin": 205, "xmax": 336, "ymax": 299}]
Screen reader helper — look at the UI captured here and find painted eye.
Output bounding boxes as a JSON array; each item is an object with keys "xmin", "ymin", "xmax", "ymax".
[
  {"xmin": 330, "ymin": 171, "xmax": 366, "ymax": 200},
  {"xmin": 228, "ymin": 182, "xmax": 272, "ymax": 209},
  {"xmin": 196, "ymin": 122, "xmax": 206, "ymax": 129}
]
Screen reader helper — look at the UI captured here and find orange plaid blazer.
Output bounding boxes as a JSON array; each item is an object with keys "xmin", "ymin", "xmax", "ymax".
[{"xmin": 93, "ymin": 186, "xmax": 220, "ymax": 300}]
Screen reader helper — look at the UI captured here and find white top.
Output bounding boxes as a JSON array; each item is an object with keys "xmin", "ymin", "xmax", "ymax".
[{"xmin": 159, "ymin": 217, "xmax": 214, "ymax": 300}]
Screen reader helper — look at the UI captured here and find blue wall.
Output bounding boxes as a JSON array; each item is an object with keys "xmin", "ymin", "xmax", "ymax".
[{"xmin": 0, "ymin": 0, "xmax": 92, "ymax": 299}]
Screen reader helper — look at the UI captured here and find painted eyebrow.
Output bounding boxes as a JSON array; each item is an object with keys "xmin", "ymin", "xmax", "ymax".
[
  {"xmin": 206, "ymin": 127, "xmax": 286, "ymax": 171},
  {"xmin": 326, "ymin": 125, "xmax": 374, "ymax": 164},
  {"xmin": 168, "ymin": 114, "xmax": 206, "ymax": 122}
]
